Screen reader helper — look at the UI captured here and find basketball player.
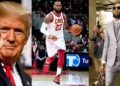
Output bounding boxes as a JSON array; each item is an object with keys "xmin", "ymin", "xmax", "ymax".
[{"xmin": 40, "ymin": 0, "xmax": 68, "ymax": 85}]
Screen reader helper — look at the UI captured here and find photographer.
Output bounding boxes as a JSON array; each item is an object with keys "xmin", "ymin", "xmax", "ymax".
[{"xmin": 89, "ymin": 24, "xmax": 105, "ymax": 73}]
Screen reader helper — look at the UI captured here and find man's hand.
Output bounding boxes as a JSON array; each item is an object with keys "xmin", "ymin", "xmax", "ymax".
[
  {"xmin": 99, "ymin": 65, "xmax": 105, "ymax": 74},
  {"xmin": 39, "ymin": 57, "xmax": 44, "ymax": 61},
  {"xmin": 93, "ymin": 25, "xmax": 102, "ymax": 33},
  {"xmin": 48, "ymin": 34, "xmax": 57, "ymax": 41},
  {"xmin": 93, "ymin": 25, "xmax": 97, "ymax": 32}
]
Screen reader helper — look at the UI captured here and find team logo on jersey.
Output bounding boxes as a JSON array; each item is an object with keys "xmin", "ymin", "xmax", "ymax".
[
  {"xmin": 55, "ymin": 18, "xmax": 63, "ymax": 31},
  {"xmin": 55, "ymin": 18, "xmax": 63, "ymax": 24}
]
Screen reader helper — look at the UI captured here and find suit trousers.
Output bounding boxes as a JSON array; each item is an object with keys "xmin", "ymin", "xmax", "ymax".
[{"xmin": 106, "ymin": 58, "xmax": 120, "ymax": 86}]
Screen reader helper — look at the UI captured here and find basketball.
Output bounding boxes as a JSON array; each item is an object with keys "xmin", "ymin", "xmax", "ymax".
[{"xmin": 70, "ymin": 24, "xmax": 82, "ymax": 35}]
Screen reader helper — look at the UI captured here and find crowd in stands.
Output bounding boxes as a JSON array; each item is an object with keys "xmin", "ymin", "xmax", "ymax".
[{"xmin": 32, "ymin": 0, "xmax": 89, "ymax": 69}]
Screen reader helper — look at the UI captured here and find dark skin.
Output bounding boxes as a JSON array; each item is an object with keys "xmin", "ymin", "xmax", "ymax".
[
  {"xmin": 113, "ymin": 3, "xmax": 120, "ymax": 21},
  {"xmin": 44, "ymin": 1, "xmax": 68, "ymax": 41}
]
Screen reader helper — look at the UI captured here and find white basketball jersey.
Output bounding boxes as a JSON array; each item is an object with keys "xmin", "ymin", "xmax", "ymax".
[{"xmin": 47, "ymin": 11, "xmax": 64, "ymax": 38}]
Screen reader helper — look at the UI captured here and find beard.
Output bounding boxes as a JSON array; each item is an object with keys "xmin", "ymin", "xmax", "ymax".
[
  {"xmin": 113, "ymin": 13, "xmax": 120, "ymax": 18},
  {"xmin": 54, "ymin": 8, "xmax": 62, "ymax": 13}
]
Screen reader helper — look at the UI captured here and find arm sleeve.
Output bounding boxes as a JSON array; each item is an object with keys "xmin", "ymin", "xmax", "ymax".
[{"xmin": 40, "ymin": 22, "xmax": 50, "ymax": 36}]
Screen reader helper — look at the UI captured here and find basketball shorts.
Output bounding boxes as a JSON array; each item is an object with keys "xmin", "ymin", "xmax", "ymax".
[{"xmin": 46, "ymin": 37, "xmax": 66, "ymax": 57}]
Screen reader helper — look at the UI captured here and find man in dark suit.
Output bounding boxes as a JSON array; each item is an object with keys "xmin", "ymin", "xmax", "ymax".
[{"xmin": 0, "ymin": 1, "xmax": 31, "ymax": 86}]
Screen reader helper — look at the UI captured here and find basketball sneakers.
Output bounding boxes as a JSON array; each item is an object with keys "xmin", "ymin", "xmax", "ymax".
[
  {"xmin": 43, "ymin": 57, "xmax": 54, "ymax": 72},
  {"xmin": 53, "ymin": 74, "xmax": 60, "ymax": 85},
  {"xmin": 43, "ymin": 63, "xmax": 50, "ymax": 72}
]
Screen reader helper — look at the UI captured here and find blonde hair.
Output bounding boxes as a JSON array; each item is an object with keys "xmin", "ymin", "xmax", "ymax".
[{"xmin": 0, "ymin": 1, "xmax": 31, "ymax": 37}]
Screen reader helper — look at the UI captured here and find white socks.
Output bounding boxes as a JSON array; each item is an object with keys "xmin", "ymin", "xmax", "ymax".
[{"xmin": 56, "ymin": 67, "xmax": 62, "ymax": 76}]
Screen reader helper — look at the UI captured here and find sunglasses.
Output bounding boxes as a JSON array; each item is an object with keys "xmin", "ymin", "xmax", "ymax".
[{"xmin": 113, "ymin": 6, "xmax": 120, "ymax": 10}]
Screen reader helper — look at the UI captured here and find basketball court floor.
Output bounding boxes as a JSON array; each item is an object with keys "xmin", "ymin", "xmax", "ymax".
[{"xmin": 32, "ymin": 70, "xmax": 88, "ymax": 86}]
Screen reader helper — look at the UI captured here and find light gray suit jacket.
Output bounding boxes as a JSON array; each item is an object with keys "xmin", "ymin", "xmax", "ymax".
[{"xmin": 102, "ymin": 20, "xmax": 120, "ymax": 66}]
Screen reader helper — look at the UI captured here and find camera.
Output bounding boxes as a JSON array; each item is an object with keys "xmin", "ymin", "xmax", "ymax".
[{"xmin": 97, "ymin": 21, "xmax": 101, "ymax": 29}]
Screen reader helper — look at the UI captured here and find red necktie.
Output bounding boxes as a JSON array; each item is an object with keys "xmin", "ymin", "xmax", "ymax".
[{"xmin": 4, "ymin": 65, "xmax": 16, "ymax": 86}]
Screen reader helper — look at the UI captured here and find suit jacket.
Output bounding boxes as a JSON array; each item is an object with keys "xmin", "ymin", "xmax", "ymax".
[
  {"xmin": 102, "ymin": 20, "xmax": 120, "ymax": 66},
  {"xmin": 0, "ymin": 62, "xmax": 31, "ymax": 86}
]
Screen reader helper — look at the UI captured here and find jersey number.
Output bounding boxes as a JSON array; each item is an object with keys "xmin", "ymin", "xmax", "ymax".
[{"xmin": 55, "ymin": 24, "xmax": 62, "ymax": 31}]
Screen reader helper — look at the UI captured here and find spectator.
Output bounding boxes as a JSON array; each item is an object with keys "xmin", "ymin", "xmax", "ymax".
[
  {"xmin": 89, "ymin": 25, "xmax": 104, "ymax": 73},
  {"xmin": 40, "ymin": 35, "xmax": 46, "ymax": 47},
  {"xmin": 36, "ymin": 45, "xmax": 46, "ymax": 69},
  {"xmin": 77, "ymin": 38, "xmax": 84, "ymax": 50},
  {"xmin": 66, "ymin": 38, "xmax": 72, "ymax": 45}
]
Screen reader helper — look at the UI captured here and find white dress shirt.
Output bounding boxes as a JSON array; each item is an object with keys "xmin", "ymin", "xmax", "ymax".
[
  {"xmin": 1, "ymin": 63, "xmax": 23, "ymax": 86},
  {"xmin": 114, "ymin": 19, "xmax": 120, "ymax": 25}
]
